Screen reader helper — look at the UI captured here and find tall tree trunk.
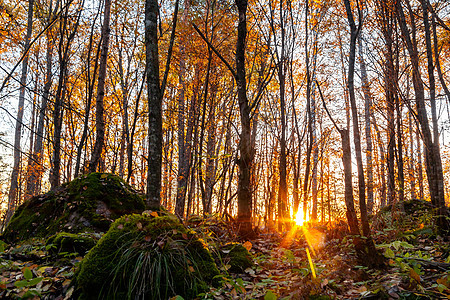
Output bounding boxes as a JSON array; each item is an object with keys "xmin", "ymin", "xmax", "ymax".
[
  {"xmin": 371, "ymin": 114, "xmax": 387, "ymax": 208},
  {"xmin": 90, "ymin": 0, "xmax": 112, "ymax": 172},
  {"xmin": 344, "ymin": 0, "xmax": 370, "ymax": 237},
  {"xmin": 175, "ymin": 0, "xmax": 190, "ymax": 217},
  {"xmin": 145, "ymin": 0, "xmax": 162, "ymax": 209},
  {"xmin": 358, "ymin": 35, "xmax": 374, "ymax": 214},
  {"xmin": 303, "ymin": 0, "xmax": 313, "ymax": 219},
  {"xmin": 417, "ymin": 130, "xmax": 424, "ymax": 199},
  {"xmin": 26, "ymin": 1, "xmax": 56, "ymax": 196},
  {"xmin": 396, "ymin": 0, "xmax": 448, "ymax": 233},
  {"xmin": 344, "ymin": 0, "xmax": 382, "ymax": 266},
  {"xmin": 235, "ymin": 0, "xmax": 254, "ymax": 237},
  {"xmin": 408, "ymin": 112, "xmax": 416, "ymax": 199},
  {"xmin": 75, "ymin": 4, "xmax": 102, "ymax": 177},
  {"xmin": 430, "ymin": 5, "xmax": 450, "ymax": 106},
  {"xmin": 117, "ymin": 46, "xmax": 130, "ymax": 178},
  {"xmin": 6, "ymin": 0, "xmax": 34, "ymax": 224},
  {"xmin": 275, "ymin": 0, "xmax": 287, "ymax": 230},
  {"xmin": 396, "ymin": 93, "xmax": 405, "ymax": 204}
]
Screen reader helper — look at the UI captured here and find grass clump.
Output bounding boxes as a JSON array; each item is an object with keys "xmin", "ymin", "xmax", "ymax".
[{"xmin": 75, "ymin": 212, "xmax": 220, "ymax": 300}]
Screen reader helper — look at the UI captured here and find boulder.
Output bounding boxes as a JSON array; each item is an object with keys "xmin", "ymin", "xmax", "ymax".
[
  {"xmin": 75, "ymin": 212, "xmax": 220, "ymax": 299},
  {"xmin": 2, "ymin": 173, "xmax": 145, "ymax": 243}
]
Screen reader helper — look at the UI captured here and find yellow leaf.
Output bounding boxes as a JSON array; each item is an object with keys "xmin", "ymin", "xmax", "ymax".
[
  {"xmin": 409, "ymin": 268, "xmax": 421, "ymax": 283},
  {"xmin": 100, "ymin": 174, "xmax": 108, "ymax": 179},
  {"xmin": 243, "ymin": 241, "xmax": 252, "ymax": 251}
]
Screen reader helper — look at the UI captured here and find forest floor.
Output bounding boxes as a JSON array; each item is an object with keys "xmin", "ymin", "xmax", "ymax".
[{"xmin": 0, "ymin": 200, "xmax": 449, "ymax": 299}]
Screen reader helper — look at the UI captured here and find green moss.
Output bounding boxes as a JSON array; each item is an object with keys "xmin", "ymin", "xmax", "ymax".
[
  {"xmin": 75, "ymin": 213, "xmax": 220, "ymax": 300},
  {"xmin": 220, "ymin": 243, "xmax": 253, "ymax": 273},
  {"xmin": 2, "ymin": 173, "xmax": 145, "ymax": 243},
  {"xmin": 46, "ymin": 232, "xmax": 97, "ymax": 256}
]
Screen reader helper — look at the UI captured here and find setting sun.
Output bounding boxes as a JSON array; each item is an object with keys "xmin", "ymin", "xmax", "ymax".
[{"xmin": 295, "ymin": 209, "xmax": 307, "ymax": 226}]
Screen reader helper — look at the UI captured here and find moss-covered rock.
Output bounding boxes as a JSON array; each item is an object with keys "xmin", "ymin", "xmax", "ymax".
[
  {"xmin": 219, "ymin": 242, "xmax": 253, "ymax": 273},
  {"xmin": 46, "ymin": 232, "xmax": 97, "ymax": 256},
  {"xmin": 75, "ymin": 212, "xmax": 220, "ymax": 300},
  {"xmin": 2, "ymin": 173, "xmax": 145, "ymax": 243}
]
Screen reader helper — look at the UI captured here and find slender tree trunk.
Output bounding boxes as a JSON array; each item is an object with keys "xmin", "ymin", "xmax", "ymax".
[
  {"xmin": 408, "ymin": 112, "xmax": 416, "ymax": 199},
  {"xmin": 431, "ymin": 6, "xmax": 450, "ymax": 106},
  {"xmin": 396, "ymin": 94, "xmax": 405, "ymax": 204},
  {"xmin": 175, "ymin": 0, "xmax": 190, "ymax": 217},
  {"xmin": 117, "ymin": 47, "xmax": 130, "ymax": 178},
  {"xmin": 90, "ymin": 0, "xmax": 112, "ymax": 172},
  {"xmin": 26, "ymin": 3, "xmax": 55, "ymax": 196},
  {"xmin": 276, "ymin": 0, "xmax": 288, "ymax": 230},
  {"xmin": 340, "ymin": 129, "xmax": 359, "ymax": 236},
  {"xmin": 6, "ymin": 0, "xmax": 35, "ymax": 224},
  {"xmin": 303, "ymin": 0, "xmax": 313, "ymax": 219},
  {"xmin": 75, "ymin": 5, "xmax": 102, "ymax": 177},
  {"xmin": 358, "ymin": 35, "xmax": 374, "ymax": 214},
  {"xmin": 145, "ymin": 0, "xmax": 162, "ymax": 209},
  {"xmin": 396, "ymin": 0, "xmax": 448, "ymax": 233},
  {"xmin": 344, "ymin": 0, "xmax": 370, "ymax": 237},
  {"xmin": 417, "ymin": 130, "xmax": 424, "ymax": 199}
]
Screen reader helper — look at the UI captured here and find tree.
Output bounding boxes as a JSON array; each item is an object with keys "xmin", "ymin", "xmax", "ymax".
[
  {"xmin": 396, "ymin": 0, "xmax": 449, "ymax": 234},
  {"xmin": 90, "ymin": 0, "xmax": 112, "ymax": 172},
  {"xmin": 145, "ymin": 0, "xmax": 162, "ymax": 209},
  {"xmin": 235, "ymin": 0, "xmax": 254, "ymax": 237},
  {"xmin": 6, "ymin": 0, "xmax": 34, "ymax": 224}
]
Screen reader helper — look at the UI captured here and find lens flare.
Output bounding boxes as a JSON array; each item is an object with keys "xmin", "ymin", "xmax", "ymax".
[{"xmin": 295, "ymin": 208, "xmax": 307, "ymax": 226}]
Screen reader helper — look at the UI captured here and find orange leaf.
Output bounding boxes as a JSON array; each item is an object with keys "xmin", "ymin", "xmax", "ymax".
[
  {"xmin": 150, "ymin": 211, "xmax": 159, "ymax": 217},
  {"xmin": 144, "ymin": 235, "xmax": 152, "ymax": 242},
  {"xmin": 437, "ymin": 276, "xmax": 450, "ymax": 288},
  {"xmin": 182, "ymin": 233, "xmax": 188, "ymax": 240},
  {"xmin": 243, "ymin": 241, "xmax": 252, "ymax": 251},
  {"xmin": 409, "ymin": 268, "xmax": 421, "ymax": 283}
]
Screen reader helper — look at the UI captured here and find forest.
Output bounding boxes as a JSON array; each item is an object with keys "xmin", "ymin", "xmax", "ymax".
[{"xmin": 0, "ymin": 0, "xmax": 449, "ymax": 298}]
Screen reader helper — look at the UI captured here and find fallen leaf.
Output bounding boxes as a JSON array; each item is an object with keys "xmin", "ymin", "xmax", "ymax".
[
  {"xmin": 144, "ymin": 235, "xmax": 152, "ymax": 242},
  {"xmin": 409, "ymin": 268, "xmax": 421, "ymax": 283},
  {"xmin": 150, "ymin": 211, "xmax": 159, "ymax": 217},
  {"xmin": 137, "ymin": 222, "xmax": 143, "ymax": 230},
  {"xmin": 264, "ymin": 290, "xmax": 277, "ymax": 300},
  {"xmin": 117, "ymin": 224, "xmax": 124, "ymax": 230},
  {"xmin": 243, "ymin": 241, "xmax": 252, "ymax": 251},
  {"xmin": 357, "ymin": 286, "xmax": 367, "ymax": 293}
]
